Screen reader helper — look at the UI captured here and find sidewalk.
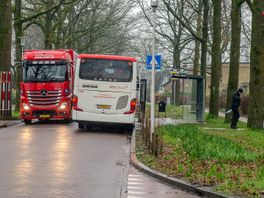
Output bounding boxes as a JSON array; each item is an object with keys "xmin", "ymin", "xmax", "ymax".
[{"xmin": 0, "ymin": 120, "xmax": 21, "ymax": 128}]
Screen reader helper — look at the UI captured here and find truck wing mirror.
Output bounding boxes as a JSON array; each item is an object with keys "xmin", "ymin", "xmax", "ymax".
[{"xmin": 65, "ymin": 71, "xmax": 69, "ymax": 81}]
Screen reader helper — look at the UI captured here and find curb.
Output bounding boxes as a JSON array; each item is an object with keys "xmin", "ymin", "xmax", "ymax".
[{"xmin": 130, "ymin": 129, "xmax": 237, "ymax": 198}]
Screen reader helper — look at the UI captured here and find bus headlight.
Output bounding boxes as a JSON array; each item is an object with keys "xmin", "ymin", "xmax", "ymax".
[
  {"xmin": 59, "ymin": 102, "xmax": 67, "ymax": 110},
  {"xmin": 23, "ymin": 103, "xmax": 30, "ymax": 110}
]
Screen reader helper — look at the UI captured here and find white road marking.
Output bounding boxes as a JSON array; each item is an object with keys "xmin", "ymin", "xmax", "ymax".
[
  {"xmin": 127, "ymin": 174, "xmax": 145, "ymax": 198},
  {"xmin": 127, "ymin": 196, "xmax": 145, "ymax": 198},
  {"xmin": 128, "ymin": 186, "xmax": 144, "ymax": 190},
  {"xmin": 128, "ymin": 182, "xmax": 144, "ymax": 185},
  {"xmin": 127, "ymin": 191, "xmax": 145, "ymax": 195},
  {"xmin": 129, "ymin": 174, "xmax": 142, "ymax": 177},
  {"xmin": 128, "ymin": 178, "xmax": 143, "ymax": 181}
]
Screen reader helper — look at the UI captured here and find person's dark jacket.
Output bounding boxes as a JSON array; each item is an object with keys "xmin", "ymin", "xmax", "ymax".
[{"xmin": 231, "ymin": 91, "xmax": 241, "ymax": 109}]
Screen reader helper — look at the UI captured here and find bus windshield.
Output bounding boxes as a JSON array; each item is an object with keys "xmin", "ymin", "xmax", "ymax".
[
  {"xmin": 79, "ymin": 58, "xmax": 133, "ymax": 82},
  {"xmin": 23, "ymin": 62, "xmax": 67, "ymax": 82}
]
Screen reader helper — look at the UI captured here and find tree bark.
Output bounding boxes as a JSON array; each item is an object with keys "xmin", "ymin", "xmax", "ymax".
[
  {"xmin": 172, "ymin": 38, "xmax": 181, "ymax": 106},
  {"xmin": 14, "ymin": 0, "xmax": 23, "ymax": 112},
  {"xmin": 191, "ymin": 0, "xmax": 203, "ymax": 112},
  {"xmin": 0, "ymin": 0, "xmax": 12, "ymax": 71},
  {"xmin": 225, "ymin": 0, "xmax": 242, "ymax": 123},
  {"xmin": 209, "ymin": 0, "xmax": 222, "ymax": 117},
  {"xmin": 193, "ymin": 2, "xmax": 202, "ymax": 76},
  {"xmin": 247, "ymin": 0, "xmax": 264, "ymax": 129},
  {"xmin": 44, "ymin": 0, "xmax": 54, "ymax": 49},
  {"xmin": 200, "ymin": 0, "xmax": 209, "ymax": 80}
]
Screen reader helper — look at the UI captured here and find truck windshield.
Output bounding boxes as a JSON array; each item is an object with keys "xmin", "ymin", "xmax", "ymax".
[
  {"xmin": 79, "ymin": 59, "xmax": 132, "ymax": 82},
  {"xmin": 23, "ymin": 63, "xmax": 67, "ymax": 82}
]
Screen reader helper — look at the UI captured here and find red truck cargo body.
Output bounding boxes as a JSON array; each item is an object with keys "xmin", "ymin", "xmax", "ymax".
[{"xmin": 20, "ymin": 49, "xmax": 78, "ymax": 124}]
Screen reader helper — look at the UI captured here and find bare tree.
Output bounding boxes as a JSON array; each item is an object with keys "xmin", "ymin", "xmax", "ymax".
[
  {"xmin": 224, "ymin": 0, "xmax": 245, "ymax": 122},
  {"xmin": 247, "ymin": 0, "xmax": 264, "ymax": 129},
  {"xmin": 13, "ymin": 0, "xmax": 75, "ymax": 110},
  {"xmin": 209, "ymin": 0, "xmax": 222, "ymax": 117}
]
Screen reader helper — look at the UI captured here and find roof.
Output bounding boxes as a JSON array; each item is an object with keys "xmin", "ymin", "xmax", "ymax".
[
  {"xmin": 23, "ymin": 49, "xmax": 73, "ymax": 60},
  {"xmin": 78, "ymin": 54, "xmax": 137, "ymax": 62}
]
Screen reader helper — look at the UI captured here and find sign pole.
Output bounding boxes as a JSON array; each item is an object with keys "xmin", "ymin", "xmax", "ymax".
[{"xmin": 150, "ymin": 0, "xmax": 158, "ymax": 142}]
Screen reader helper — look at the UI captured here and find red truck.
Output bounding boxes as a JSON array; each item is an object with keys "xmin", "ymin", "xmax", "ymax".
[{"xmin": 20, "ymin": 49, "xmax": 78, "ymax": 124}]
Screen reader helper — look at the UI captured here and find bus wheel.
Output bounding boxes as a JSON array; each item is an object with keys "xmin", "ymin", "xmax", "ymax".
[
  {"xmin": 24, "ymin": 119, "xmax": 32, "ymax": 125},
  {"xmin": 125, "ymin": 125, "xmax": 134, "ymax": 133},
  {"xmin": 78, "ymin": 123, "xmax": 85, "ymax": 129}
]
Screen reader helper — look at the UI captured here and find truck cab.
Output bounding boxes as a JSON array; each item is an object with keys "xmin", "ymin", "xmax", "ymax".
[{"xmin": 20, "ymin": 49, "xmax": 78, "ymax": 124}]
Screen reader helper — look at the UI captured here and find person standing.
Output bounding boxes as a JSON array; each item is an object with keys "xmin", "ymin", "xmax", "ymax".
[{"xmin": 231, "ymin": 88, "xmax": 243, "ymax": 129}]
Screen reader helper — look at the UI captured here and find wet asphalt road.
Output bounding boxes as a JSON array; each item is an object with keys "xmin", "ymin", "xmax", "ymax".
[{"xmin": 0, "ymin": 121, "xmax": 199, "ymax": 198}]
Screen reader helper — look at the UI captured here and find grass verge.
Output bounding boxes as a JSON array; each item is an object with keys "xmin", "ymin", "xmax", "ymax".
[
  {"xmin": 136, "ymin": 116, "xmax": 264, "ymax": 197},
  {"xmin": 12, "ymin": 111, "xmax": 20, "ymax": 119}
]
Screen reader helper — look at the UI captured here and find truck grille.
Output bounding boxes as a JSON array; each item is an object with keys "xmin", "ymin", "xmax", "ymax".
[{"xmin": 27, "ymin": 90, "xmax": 62, "ymax": 106}]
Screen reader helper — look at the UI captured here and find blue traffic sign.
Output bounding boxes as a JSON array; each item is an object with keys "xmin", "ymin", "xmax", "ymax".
[{"xmin": 145, "ymin": 54, "xmax": 162, "ymax": 70}]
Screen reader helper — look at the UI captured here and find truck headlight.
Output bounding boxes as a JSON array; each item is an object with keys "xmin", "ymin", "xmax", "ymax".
[
  {"xmin": 59, "ymin": 102, "xmax": 67, "ymax": 110},
  {"xmin": 23, "ymin": 103, "xmax": 30, "ymax": 110}
]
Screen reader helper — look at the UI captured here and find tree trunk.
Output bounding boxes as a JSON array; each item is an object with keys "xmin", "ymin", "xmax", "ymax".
[
  {"xmin": 14, "ymin": 0, "xmax": 23, "ymax": 112},
  {"xmin": 66, "ymin": 6, "xmax": 75, "ymax": 49},
  {"xmin": 193, "ymin": 0, "xmax": 203, "ymax": 76},
  {"xmin": 225, "ymin": 0, "xmax": 242, "ymax": 123},
  {"xmin": 200, "ymin": 0, "xmax": 209, "ymax": 120},
  {"xmin": 44, "ymin": 0, "xmax": 54, "ymax": 49},
  {"xmin": 200, "ymin": 0, "xmax": 209, "ymax": 80},
  {"xmin": 54, "ymin": 6, "xmax": 62, "ymax": 49},
  {"xmin": 209, "ymin": 0, "xmax": 222, "ymax": 117},
  {"xmin": 172, "ymin": 44, "xmax": 181, "ymax": 106},
  {"xmin": 0, "ymin": 0, "xmax": 12, "ymax": 71},
  {"xmin": 247, "ymin": 0, "xmax": 264, "ymax": 129},
  {"xmin": 191, "ymin": 0, "xmax": 202, "ymax": 112}
]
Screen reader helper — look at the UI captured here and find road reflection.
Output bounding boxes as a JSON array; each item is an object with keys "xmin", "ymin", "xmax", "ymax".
[
  {"xmin": 15, "ymin": 128, "xmax": 33, "ymax": 194},
  {"xmin": 20, "ymin": 128, "xmax": 32, "ymax": 149},
  {"xmin": 52, "ymin": 126, "xmax": 70, "ymax": 179}
]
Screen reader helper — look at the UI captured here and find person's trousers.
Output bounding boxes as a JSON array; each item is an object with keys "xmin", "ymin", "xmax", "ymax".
[{"xmin": 231, "ymin": 108, "xmax": 240, "ymax": 128}]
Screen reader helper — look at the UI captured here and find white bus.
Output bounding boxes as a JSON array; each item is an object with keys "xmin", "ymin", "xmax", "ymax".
[{"xmin": 72, "ymin": 54, "xmax": 138, "ymax": 130}]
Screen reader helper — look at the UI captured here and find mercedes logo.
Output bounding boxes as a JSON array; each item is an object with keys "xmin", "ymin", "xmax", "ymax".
[{"xmin": 41, "ymin": 90, "xmax": 47, "ymax": 96}]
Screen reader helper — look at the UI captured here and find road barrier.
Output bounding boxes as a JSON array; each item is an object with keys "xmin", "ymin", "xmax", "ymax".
[{"xmin": 0, "ymin": 71, "xmax": 12, "ymax": 118}]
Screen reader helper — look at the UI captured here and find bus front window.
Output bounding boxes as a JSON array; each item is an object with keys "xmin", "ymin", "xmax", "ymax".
[{"xmin": 79, "ymin": 59, "xmax": 132, "ymax": 82}]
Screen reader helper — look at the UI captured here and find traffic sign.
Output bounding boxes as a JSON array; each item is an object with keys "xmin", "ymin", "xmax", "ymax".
[
  {"xmin": 145, "ymin": 54, "xmax": 162, "ymax": 70},
  {"xmin": 171, "ymin": 69, "xmax": 179, "ymax": 80}
]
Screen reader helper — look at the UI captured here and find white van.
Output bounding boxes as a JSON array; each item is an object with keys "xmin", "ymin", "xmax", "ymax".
[{"xmin": 72, "ymin": 54, "xmax": 138, "ymax": 130}]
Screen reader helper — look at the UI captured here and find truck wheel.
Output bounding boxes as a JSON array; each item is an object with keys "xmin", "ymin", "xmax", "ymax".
[
  {"xmin": 64, "ymin": 118, "xmax": 72, "ymax": 124},
  {"xmin": 24, "ymin": 119, "xmax": 32, "ymax": 125},
  {"xmin": 78, "ymin": 123, "xmax": 85, "ymax": 129}
]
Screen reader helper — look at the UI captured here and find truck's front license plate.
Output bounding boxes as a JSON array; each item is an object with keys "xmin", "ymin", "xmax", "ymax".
[
  {"xmin": 39, "ymin": 115, "xmax": 50, "ymax": 118},
  {"xmin": 97, "ymin": 105, "xmax": 111, "ymax": 109}
]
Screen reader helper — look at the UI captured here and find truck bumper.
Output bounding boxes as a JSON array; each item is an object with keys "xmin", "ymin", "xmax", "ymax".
[{"xmin": 20, "ymin": 105, "xmax": 71, "ymax": 120}]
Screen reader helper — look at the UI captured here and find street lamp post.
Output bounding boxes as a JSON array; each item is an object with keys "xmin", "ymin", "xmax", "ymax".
[{"xmin": 150, "ymin": 0, "xmax": 158, "ymax": 142}]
